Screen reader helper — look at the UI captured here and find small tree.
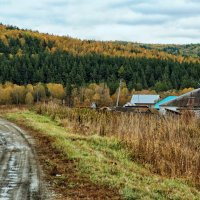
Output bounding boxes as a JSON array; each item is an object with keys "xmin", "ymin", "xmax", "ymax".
[
  {"xmin": 11, "ymin": 85, "xmax": 26, "ymax": 104},
  {"xmin": 25, "ymin": 92, "xmax": 34, "ymax": 105},
  {"xmin": 47, "ymin": 83, "xmax": 65, "ymax": 100},
  {"xmin": 26, "ymin": 84, "xmax": 34, "ymax": 93},
  {"xmin": 34, "ymin": 83, "xmax": 46, "ymax": 102}
]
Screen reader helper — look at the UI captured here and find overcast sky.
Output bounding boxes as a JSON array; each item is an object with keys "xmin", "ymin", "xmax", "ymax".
[{"xmin": 0, "ymin": 0, "xmax": 200, "ymax": 44}]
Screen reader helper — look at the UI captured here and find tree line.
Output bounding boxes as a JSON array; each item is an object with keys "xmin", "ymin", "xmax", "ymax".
[
  {"xmin": 0, "ymin": 82, "xmax": 124, "ymax": 106},
  {"xmin": 0, "ymin": 82, "xmax": 65, "ymax": 105},
  {"xmin": 0, "ymin": 82, "xmax": 194, "ymax": 107}
]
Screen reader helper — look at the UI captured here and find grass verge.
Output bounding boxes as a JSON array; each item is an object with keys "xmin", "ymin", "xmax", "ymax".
[{"xmin": 3, "ymin": 110, "xmax": 200, "ymax": 200}]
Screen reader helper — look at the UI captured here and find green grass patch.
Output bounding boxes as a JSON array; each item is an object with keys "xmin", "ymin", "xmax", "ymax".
[{"xmin": 4, "ymin": 110, "xmax": 200, "ymax": 200}]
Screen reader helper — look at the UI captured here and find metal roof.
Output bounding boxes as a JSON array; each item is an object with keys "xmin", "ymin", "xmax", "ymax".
[
  {"xmin": 154, "ymin": 96, "xmax": 177, "ymax": 109},
  {"xmin": 131, "ymin": 94, "xmax": 160, "ymax": 104},
  {"xmin": 162, "ymin": 88, "xmax": 200, "ymax": 107}
]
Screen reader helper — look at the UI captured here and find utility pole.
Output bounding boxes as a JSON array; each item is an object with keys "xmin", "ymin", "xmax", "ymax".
[{"xmin": 116, "ymin": 79, "xmax": 122, "ymax": 107}]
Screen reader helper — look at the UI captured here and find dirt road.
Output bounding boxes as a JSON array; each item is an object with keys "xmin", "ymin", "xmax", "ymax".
[{"xmin": 0, "ymin": 119, "xmax": 45, "ymax": 200}]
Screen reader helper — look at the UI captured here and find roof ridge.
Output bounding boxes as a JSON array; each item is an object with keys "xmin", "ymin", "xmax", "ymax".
[{"xmin": 162, "ymin": 88, "xmax": 200, "ymax": 106}]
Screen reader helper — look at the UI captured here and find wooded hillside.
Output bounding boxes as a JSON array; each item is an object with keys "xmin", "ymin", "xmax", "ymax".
[{"xmin": 0, "ymin": 23, "xmax": 200, "ymax": 93}]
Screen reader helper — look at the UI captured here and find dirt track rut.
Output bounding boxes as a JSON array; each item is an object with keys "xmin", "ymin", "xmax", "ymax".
[{"xmin": 0, "ymin": 119, "xmax": 45, "ymax": 200}]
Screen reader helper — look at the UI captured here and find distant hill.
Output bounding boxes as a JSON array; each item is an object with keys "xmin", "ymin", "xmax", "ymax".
[
  {"xmin": 0, "ymin": 23, "xmax": 199, "ymax": 93},
  {"xmin": 136, "ymin": 43, "xmax": 200, "ymax": 58}
]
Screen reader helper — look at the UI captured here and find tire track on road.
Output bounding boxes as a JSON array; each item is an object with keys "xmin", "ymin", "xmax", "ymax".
[{"xmin": 0, "ymin": 119, "xmax": 45, "ymax": 200}]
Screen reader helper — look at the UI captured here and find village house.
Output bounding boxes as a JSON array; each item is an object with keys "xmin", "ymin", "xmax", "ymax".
[
  {"xmin": 160, "ymin": 88, "xmax": 200, "ymax": 117},
  {"xmin": 128, "ymin": 94, "xmax": 160, "ymax": 108},
  {"xmin": 154, "ymin": 96, "xmax": 178, "ymax": 115},
  {"xmin": 122, "ymin": 94, "xmax": 160, "ymax": 114}
]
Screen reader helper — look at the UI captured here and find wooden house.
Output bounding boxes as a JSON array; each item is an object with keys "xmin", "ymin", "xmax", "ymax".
[{"xmin": 160, "ymin": 88, "xmax": 200, "ymax": 117}]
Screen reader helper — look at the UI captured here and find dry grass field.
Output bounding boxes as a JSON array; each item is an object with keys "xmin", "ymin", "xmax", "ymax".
[{"xmin": 35, "ymin": 103, "xmax": 200, "ymax": 186}]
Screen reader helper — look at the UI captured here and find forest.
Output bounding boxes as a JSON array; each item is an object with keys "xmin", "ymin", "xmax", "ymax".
[{"xmin": 0, "ymin": 23, "xmax": 200, "ymax": 98}]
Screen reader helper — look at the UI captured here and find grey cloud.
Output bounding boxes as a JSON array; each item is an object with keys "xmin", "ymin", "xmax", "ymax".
[
  {"xmin": 108, "ymin": 0, "xmax": 143, "ymax": 9},
  {"xmin": 163, "ymin": 32, "xmax": 200, "ymax": 39},
  {"xmin": 188, "ymin": 0, "xmax": 200, "ymax": 2},
  {"xmin": 132, "ymin": 4, "xmax": 200, "ymax": 17},
  {"xmin": 0, "ymin": 0, "xmax": 11, "ymax": 6},
  {"xmin": 117, "ymin": 17, "xmax": 168, "ymax": 26},
  {"xmin": 0, "ymin": 0, "xmax": 11, "ymax": 3},
  {"xmin": 40, "ymin": 0, "xmax": 68, "ymax": 8}
]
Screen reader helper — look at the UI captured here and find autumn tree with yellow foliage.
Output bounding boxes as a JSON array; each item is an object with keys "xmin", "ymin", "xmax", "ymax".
[{"xmin": 47, "ymin": 83, "xmax": 66, "ymax": 100}]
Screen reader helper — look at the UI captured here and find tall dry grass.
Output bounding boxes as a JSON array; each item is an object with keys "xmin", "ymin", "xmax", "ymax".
[{"xmin": 35, "ymin": 103, "xmax": 200, "ymax": 185}]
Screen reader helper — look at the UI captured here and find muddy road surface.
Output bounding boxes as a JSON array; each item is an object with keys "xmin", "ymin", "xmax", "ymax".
[{"xmin": 0, "ymin": 119, "xmax": 46, "ymax": 200}]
